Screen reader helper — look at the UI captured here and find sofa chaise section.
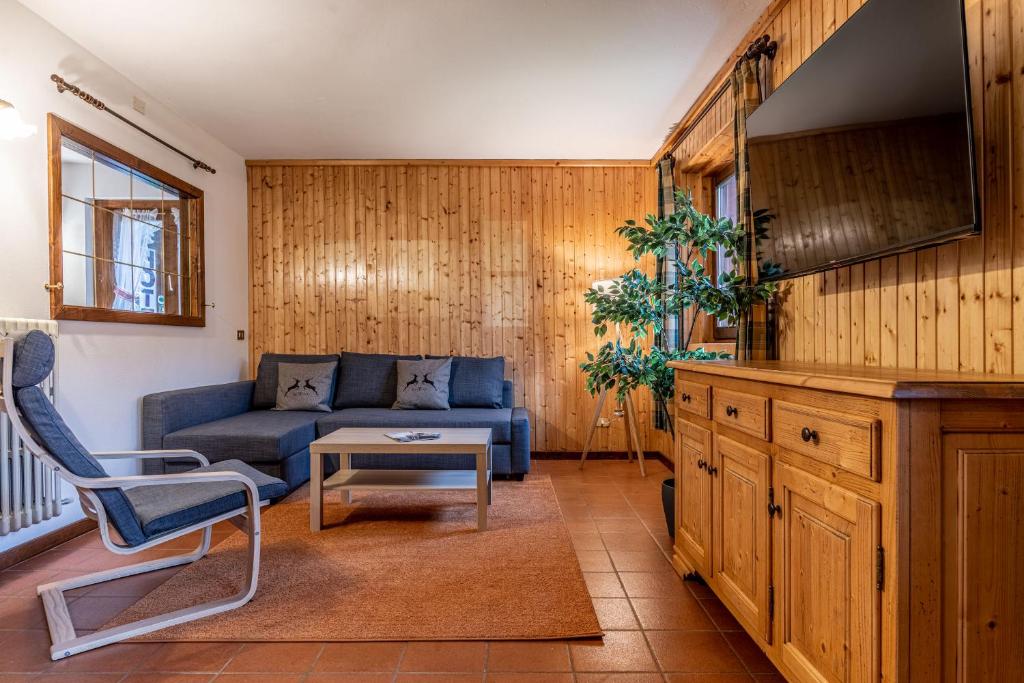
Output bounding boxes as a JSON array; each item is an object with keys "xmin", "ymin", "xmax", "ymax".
[{"xmin": 141, "ymin": 380, "xmax": 323, "ymax": 490}]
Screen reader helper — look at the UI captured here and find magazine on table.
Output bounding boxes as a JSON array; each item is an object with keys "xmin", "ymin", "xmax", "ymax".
[{"xmin": 385, "ymin": 431, "xmax": 442, "ymax": 442}]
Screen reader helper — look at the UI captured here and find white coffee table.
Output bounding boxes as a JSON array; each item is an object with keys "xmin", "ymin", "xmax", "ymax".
[{"xmin": 308, "ymin": 427, "xmax": 493, "ymax": 532}]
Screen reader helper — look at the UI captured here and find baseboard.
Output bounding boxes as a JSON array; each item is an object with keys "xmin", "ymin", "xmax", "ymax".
[
  {"xmin": 0, "ymin": 518, "xmax": 97, "ymax": 571},
  {"xmin": 532, "ymin": 450, "xmax": 673, "ymax": 471}
]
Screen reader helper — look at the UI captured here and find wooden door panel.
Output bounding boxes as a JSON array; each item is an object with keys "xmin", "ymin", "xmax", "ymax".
[
  {"xmin": 947, "ymin": 442, "xmax": 1024, "ymax": 683},
  {"xmin": 775, "ymin": 462, "xmax": 880, "ymax": 683},
  {"xmin": 713, "ymin": 435, "xmax": 771, "ymax": 641},
  {"xmin": 676, "ymin": 419, "xmax": 712, "ymax": 577}
]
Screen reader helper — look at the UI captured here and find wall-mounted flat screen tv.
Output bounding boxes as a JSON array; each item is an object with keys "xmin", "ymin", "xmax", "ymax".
[{"xmin": 749, "ymin": 0, "xmax": 979, "ymax": 281}]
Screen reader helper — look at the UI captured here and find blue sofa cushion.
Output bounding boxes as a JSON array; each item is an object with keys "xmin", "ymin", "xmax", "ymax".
[
  {"xmin": 11, "ymin": 330, "xmax": 56, "ymax": 388},
  {"xmin": 253, "ymin": 353, "xmax": 341, "ymax": 409},
  {"xmin": 317, "ymin": 407, "xmax": 513, "ymax": 443},
  {"xmin": 15, "ymin": 385, "xmax": 146, "ymax": 547},
  {"xmin": 125, "ymin": 459, "xmax": 286, "ymax": 538},
  {"xmin": 334, "ymin": 352, "xmax": 422, "ymax": 409},
  {"xmin": 427, "ymin": 355, "xmax": 505, "ymax": 408},
  {"xmin": 164, "ymin": 410, "xmax": 321, "ymax": 463}
]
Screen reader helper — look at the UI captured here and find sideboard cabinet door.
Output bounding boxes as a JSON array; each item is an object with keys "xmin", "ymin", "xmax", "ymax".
[
  {"xmin": 676, "ymin": 419, "xmax": 713, "ymax": 577},
  {"xmin": 774, "ymin": 462, "xmax": 881, "ymax": 683},
  {"xmin": 713, "ymin": 434, "xmax": 771, "ymax": 642}
]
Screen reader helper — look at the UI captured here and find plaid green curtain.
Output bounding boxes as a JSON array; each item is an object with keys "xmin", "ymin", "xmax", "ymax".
[
  {"xmin": 654, "ymin": 156, "xmax": 678, "ymax": 431},
  {"xmin": 733, "ymin": 52, "xmax": 775, "ymax": 361}
]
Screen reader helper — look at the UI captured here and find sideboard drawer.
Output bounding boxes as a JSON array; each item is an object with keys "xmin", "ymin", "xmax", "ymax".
[
  {"xmin": 713, "ymin": 388, "xmax": 769, "ymax": 440},
  {"xmin": 773, "ymin": 400, "xmax": 880, "ymax": 480},
  {"xmin": 676, "ymin": 378, "xmax": 711, "ymax": 418}
]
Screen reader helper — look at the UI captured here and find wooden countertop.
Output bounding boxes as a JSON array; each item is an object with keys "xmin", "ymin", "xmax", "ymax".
[{"xmin": 667, "ymin": 359, "xmax": 1024, "ymax": 400}]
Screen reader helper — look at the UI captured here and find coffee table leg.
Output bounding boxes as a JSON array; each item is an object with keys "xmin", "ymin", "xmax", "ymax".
[
  {"xmin": 340, "ymin": 452, "xmax": 351, "ymax": 504},
  {"xmin": 477, "ymin": 450, "xmax": 487, "ymax": 531},
  {"xmin": 310, "ymin": 451, "xmax": 323, "ymax": 532}
]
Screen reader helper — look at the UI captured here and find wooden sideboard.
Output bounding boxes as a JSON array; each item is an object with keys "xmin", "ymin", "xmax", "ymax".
[{"xmin": 667, "ymin": 360, "xmax": 1024, "ymax": 683}]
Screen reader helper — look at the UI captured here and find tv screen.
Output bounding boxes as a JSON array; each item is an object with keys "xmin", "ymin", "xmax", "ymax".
[{"xmin": 749, "ymin": 0, "xmax": 978, "ymax": 281}]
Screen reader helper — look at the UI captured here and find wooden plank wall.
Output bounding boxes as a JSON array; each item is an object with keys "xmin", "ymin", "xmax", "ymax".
[
  {"xmin": 246, "ymin": 163, "xmax": 666, "ymax": 453},
  {"xmin": 671, "ymin": 0, "xmax": 1023, "ymax": 374}
]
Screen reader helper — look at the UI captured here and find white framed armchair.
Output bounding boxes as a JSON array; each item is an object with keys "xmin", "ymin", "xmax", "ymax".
[{"xmin": 0, "ymin": 331, "xmax": 286, "ymax": 660}]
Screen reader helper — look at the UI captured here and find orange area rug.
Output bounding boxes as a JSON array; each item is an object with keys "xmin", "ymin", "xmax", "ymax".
[{"xmin": 106, "ymin": 476, "xmax": 601, "ymax": 641}]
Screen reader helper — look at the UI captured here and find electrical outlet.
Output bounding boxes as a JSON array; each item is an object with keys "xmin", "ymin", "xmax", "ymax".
[
  {"xmin": 597, "ymin": 417, "xmax": 611, "ymax": 428},
  {"xmin": 236, "ymin": 330, "xmax": 245, "ymax": 341}
]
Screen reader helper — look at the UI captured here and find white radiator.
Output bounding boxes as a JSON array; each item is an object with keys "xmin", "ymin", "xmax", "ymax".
[{"xmin": 1, "ymin": 318, "xmax": 64, "ymax": 536}]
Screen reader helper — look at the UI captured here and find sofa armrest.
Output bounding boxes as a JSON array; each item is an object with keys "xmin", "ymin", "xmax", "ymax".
[
  {"xmin": 510, "ymin": 407, "xmax": 531, "ymax": 474},
  {"xmin": 142, "ymin": 380, "xmax": 255, "ymax": 451}
]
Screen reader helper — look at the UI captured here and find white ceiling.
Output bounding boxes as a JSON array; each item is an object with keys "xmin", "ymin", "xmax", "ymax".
[{"xmin": 20, "ymin": 0, "xmax": 768, "ymax": 160}]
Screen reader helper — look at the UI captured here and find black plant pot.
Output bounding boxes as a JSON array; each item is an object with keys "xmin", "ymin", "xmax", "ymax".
[{"xmin": 661, "ymin": 478, "xmax": 675, "ymax": 539}]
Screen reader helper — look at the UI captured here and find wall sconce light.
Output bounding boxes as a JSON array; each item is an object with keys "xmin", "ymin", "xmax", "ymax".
[{"xmin": 0, "ymin": 99, "xmax": 37, "ymax": 140}]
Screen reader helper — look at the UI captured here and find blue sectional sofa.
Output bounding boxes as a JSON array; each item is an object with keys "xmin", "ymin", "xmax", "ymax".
[{"xmin": 141, "ymin": 352, "xmax": 531, "ymax": 491}]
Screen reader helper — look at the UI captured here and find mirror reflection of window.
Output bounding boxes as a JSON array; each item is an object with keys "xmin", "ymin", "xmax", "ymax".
[{"xmin": 50, "ymin": 115, "xmax": 204, "ymax": 326}]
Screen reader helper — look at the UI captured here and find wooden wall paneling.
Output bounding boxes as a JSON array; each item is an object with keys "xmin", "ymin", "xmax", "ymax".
[
  {"xmin": 982, "ymin": 0, "xmax": 1013, "ymax": 375},
  {"xmin": 248, "ymin": 163, "xmax": 657, "ymax": 453},
  {"xmin": 916, "ymin": 248, "xmax": 937, "ymax": 371},
  {"xmin": 935, "ymin": 242, "xmax": 960, "ymax": 371},
  {"xmin": 897, "ymin": 252, "xmax": 917, "ymax": 369},
  {"xmin": 837, "ymin": 266, "xmax": 851, "ymax": 365},
  {"xmin": 849, "ymin": 263, "xmax": 864, "ymax": 366},
  {"xmin": 1013, "ymin": 0, "xmax": 1024, "ymax": 375},
  {"xmin": 879, "ymin": 256, "xmax": 899, "ymax": 368},
  {"xmin": 863, "ymin": 260, "xmax": 880, "ymax": 366}
]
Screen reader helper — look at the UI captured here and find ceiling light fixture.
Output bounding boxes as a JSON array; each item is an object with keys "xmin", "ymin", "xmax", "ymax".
[{"xmin": 0, "ymin": 98, "xmax": 36, "ymax": 140}]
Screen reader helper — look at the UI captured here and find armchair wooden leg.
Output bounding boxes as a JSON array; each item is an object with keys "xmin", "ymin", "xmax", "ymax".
[{"xmin": 38, "ymin": 511, "xmax": 261, "ymax": 661}]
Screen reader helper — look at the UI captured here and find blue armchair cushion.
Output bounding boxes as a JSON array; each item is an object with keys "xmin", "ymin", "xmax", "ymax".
[
  {"xmin": 334, "ymin": 352, "xmax": 422, "ymax": 409},
  {"xmin": 125, "ymin": 459, "xmax": 286, "ymax": 538},
  {"xmin": 253, "ymin": 353, "xmax": 341, "ymax": 409},
  {"xmin": 163, "ymin": 410, "xmax": 321, "ymax": 463},
  {"xmin": 427, "ymin": 355, "xmax": 505, "ymax": 408},
  {"xmin": 11, "ymin": 330, "xmax": 56, "ymax": 388},
  {"xmin": 15, "ymin": 385, "xmax": 147, "ymax": 547},
  {"xmin": 317, "ymin": 407, "xmax": 512, "ymax": 443}
]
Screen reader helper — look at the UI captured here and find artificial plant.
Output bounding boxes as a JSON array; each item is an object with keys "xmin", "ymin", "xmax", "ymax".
[{"xmin": 580, "ymin": 190, "xmax": 777, "ymax": 424}]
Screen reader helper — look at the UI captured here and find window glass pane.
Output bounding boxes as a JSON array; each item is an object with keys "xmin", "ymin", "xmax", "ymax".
[
  {"xmin": 62, "ymin": 252, "xmax": 95, "ymax": 307},
  {"xmin": 60, "ymin": 139, "xmax": 93, "ymax": 204},
  {"xmin": 61, "ymin": 197, "xmax": 94, "ymax": 258},
  {"xmin": 109, "ymin": 259, "xmax": 136, "ymax": 310},
  {"xmin": 715, "ymin": 174, "xmax": 738, "ymax": 329},
  {"xmin": 93, "ymin": 153, "xmax": 132, "ymax": 203}
]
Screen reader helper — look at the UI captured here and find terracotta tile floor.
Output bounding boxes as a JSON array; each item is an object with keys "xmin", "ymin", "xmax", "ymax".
[{"xmin": 0, "ymin": 459, "xmax": 783, "ymax": 682}]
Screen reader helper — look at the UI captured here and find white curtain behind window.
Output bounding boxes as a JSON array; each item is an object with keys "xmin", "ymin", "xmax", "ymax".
[{"xmin": 111, "ymin": 210, "xmax": 160, "ymax": 311}]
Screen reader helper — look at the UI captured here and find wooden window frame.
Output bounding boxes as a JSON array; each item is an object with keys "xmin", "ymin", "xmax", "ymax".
[{"xmin": 47, "ymin": 114, "xmax": 206, "ymax": 327}]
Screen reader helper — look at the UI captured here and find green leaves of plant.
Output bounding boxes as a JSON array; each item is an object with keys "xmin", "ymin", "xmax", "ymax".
[{"xmin": 580, "ymin": 189, "xmax": 778, "ymax": 408}]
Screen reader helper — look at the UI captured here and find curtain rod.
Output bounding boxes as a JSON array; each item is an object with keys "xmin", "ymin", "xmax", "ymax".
[
  {"xmin": 50, "ymin": 74, "xmax": 216, "ymax": 174},
  {"xmin": 663, "ymin": 33, "xmax": 777, "ymax": 161}
]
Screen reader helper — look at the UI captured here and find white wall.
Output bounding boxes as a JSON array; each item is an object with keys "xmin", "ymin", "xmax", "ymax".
[{"xmin": 0, "ymin": 0, "xmax": 249, "ymax": 550}]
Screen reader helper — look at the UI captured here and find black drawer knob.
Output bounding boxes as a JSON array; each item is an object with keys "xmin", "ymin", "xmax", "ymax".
[
  {"xmin": 681, "ymin": 393, "xmax": 692, "ymax": 403},
  {"xmin": 725, "ymin": 405, "xmax": 738, "ymax": 417},
  {"xmin": 800, "ymin": 426, "xmax": 819, "ymax": 443},
  {"xmin": 707, "ymin": 465, "xmax": 719, "ymax": 476},
  {"xmin": 697, "ymin": 458, "xmax": 707, "ymax": 470}
]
